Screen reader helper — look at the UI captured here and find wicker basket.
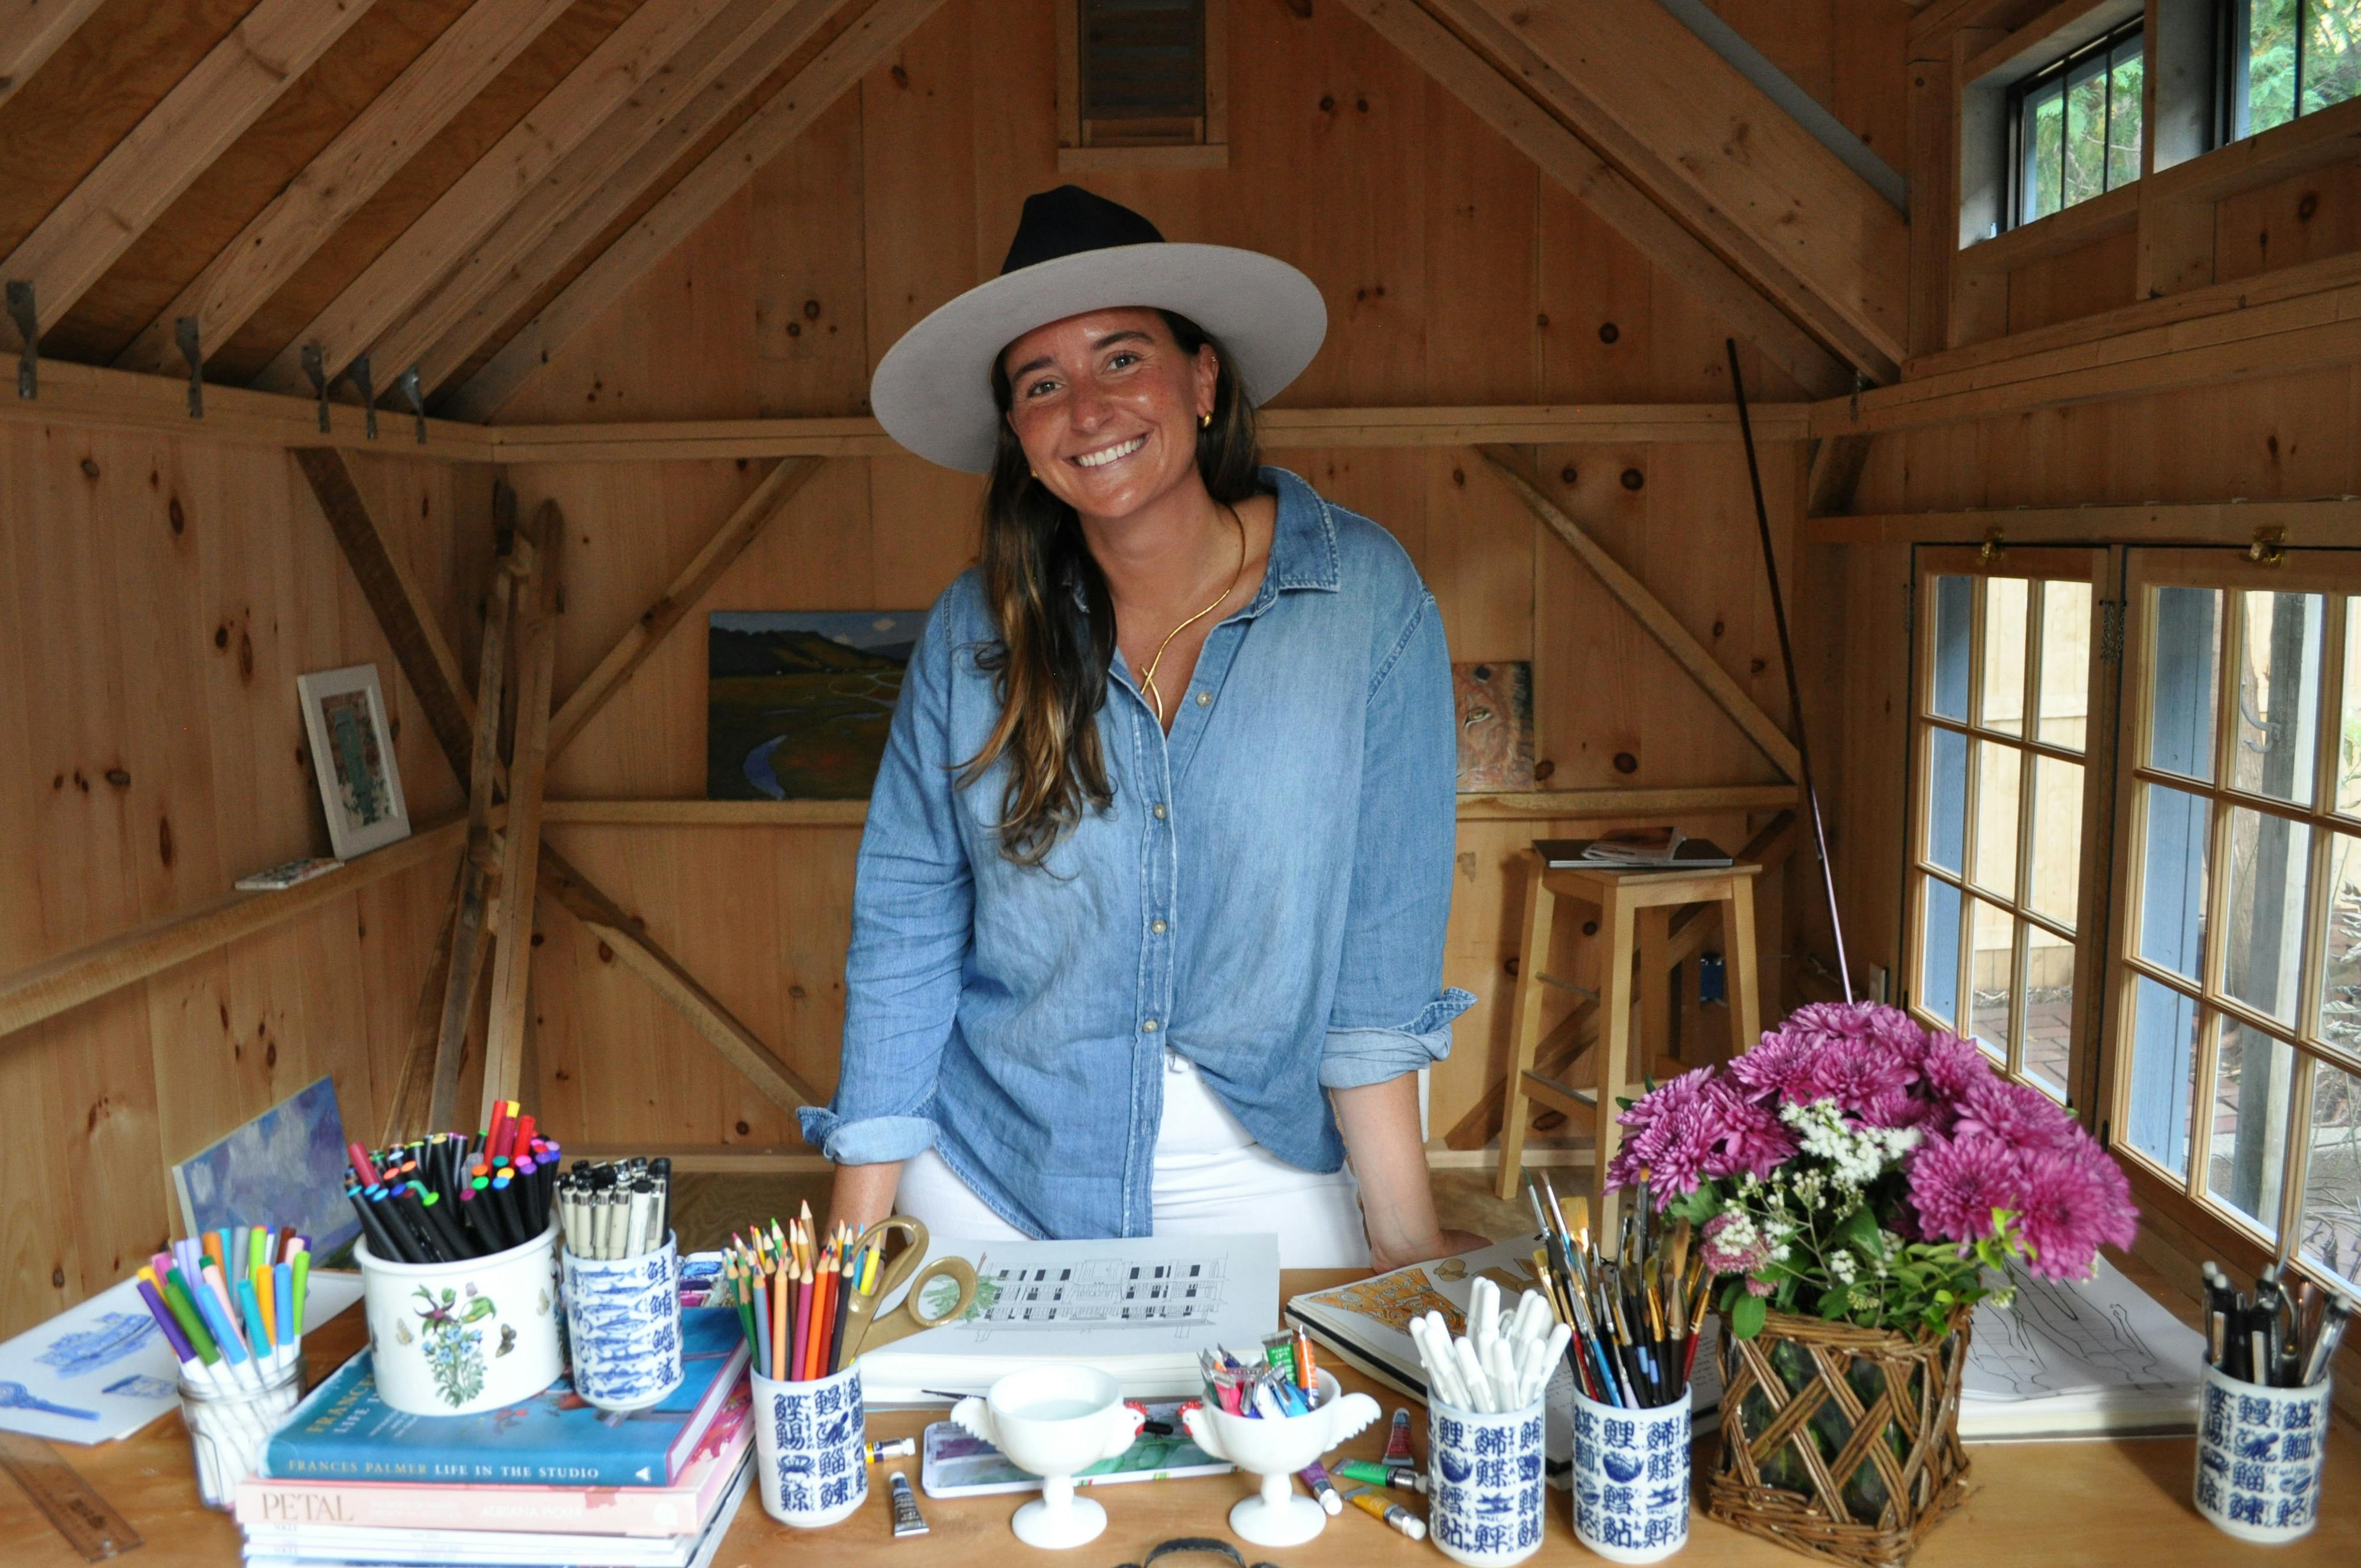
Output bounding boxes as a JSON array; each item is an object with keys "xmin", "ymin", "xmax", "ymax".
[{"xmin": 1706, "ymin": 1307, "xmax": 1973, "ymax": 1568}]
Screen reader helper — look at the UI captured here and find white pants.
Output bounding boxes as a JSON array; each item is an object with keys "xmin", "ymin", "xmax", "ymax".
[{"xmin": 897, "ymin": 1051, "xmax": 1371, "ymax": 1269}]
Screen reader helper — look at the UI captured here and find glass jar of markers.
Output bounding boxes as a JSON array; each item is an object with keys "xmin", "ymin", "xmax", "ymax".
[{"xmin": 179, "ymin": 1354, "xmax": 304, "ymax": 1510}]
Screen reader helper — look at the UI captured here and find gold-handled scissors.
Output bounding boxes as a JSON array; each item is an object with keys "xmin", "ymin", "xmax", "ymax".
[{"xmin": 842, "ymin": 1215, "xmax": 979, "ymax": 1361}]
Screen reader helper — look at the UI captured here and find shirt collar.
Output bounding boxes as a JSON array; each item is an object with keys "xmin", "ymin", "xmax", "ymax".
[
  {"xmin": 1253, "ymin": 466, "xmax": 1341, "ymax": 602},
  {"xmin": 1062, "ymin": 464, "xmax": 1342, "ymax": 615}
]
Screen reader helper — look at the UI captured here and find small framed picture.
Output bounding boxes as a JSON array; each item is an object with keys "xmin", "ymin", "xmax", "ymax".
[{"xmin": 296, "ymin": 664, "xmax": 411, "ymax": 860}]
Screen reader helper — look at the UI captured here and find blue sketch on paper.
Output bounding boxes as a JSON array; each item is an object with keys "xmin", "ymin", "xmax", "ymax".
[
  {"xmin": 102, "ymin": 1374, "xmax": 176, "ymax": 1400},
  {"xmin": 172, "ymin": 1075, "xmax": 360, "ymax": 1263},
  {"xmin": 36, "ymin": 1313, "xmax": 157, "ymax": 1378},
  {"xmin": 0, "ymin": 1381, "xmax": 97, "ymax": 1420}
]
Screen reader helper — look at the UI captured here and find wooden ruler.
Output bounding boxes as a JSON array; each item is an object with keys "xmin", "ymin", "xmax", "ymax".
[{"xmin": 0, "ymin": 1433, "xmax": 142, "ymax": 1561}]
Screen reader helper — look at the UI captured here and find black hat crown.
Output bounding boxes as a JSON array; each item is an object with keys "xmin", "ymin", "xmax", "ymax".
[{"xmin": 1000, "ymin": 185, "xmax": 1164, "ymax": 276}]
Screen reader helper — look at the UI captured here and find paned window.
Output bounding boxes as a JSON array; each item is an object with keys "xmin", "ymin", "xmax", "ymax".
[
  {"xmin": 1909, "ymin": 553, "xmax": 2108, "ymax": 1106},
  {"xmin": 2010, "ymin": 19, "xmax": 2145, "ymax": 226},
  {"xmin": 2228, "ymin": 0, "xmax": 2361, "ymax": 139},
  {"xmin": 2110, "ymin": 554, "xmax": 2361, "ymax": 1289}
]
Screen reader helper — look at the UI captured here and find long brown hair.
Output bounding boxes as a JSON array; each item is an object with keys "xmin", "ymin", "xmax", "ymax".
[{"xmin": 959, "ymin": 311, "xmax": 1266, "ymax": 864}]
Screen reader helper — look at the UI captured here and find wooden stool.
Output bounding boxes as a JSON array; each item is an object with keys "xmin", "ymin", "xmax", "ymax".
[{"xmin": 1494, "ymin": 849, "xmax": 1764, "ymax": 1240}]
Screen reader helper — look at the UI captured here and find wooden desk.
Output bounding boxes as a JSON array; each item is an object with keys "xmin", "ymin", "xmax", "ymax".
[{"xmin": 4, "ymin": 1270, "xmax": 2355, "ymax": 1566}]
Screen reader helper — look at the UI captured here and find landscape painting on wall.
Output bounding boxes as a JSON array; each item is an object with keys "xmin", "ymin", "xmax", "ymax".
[{"xmin": 707, "ymin": 612, "xmax": 922, "ymax": 801}]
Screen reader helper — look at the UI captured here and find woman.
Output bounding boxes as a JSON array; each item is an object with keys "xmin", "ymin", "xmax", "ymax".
[{"xmin": 800, "ymin": 186, "xmax": 1480, "ymax": 1270}]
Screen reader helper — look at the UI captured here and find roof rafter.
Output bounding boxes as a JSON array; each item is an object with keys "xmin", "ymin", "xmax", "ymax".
[
  {"xmin": 347, "ymin": 0, "xmax": 830, "ymax": 397},
  {"xmin": 112, "ymin": 0, "xmax": 576, "ymax": 377},
  {"xmin": 1333, "ymin": 0, "xmax": 1849, "ymax": 398},
  {"xmin": 406, "ymin": 0, "xmax": 863, "ymax": 407},
  {"xmin": 0, "ymin": 0, "xmax": 108, "ymax": 114},
  {"xmin": 1423, "ymin": 0, "xmax": 1908, "ymax": 382},
  {"xmin": 245, "ymin": 0, "xmax": 744, "ymax": 396},
  {"xmin": 442, "ymin": 0, "xmax": 949, "ymax": 420},
  {"xmin": 0, "ymin": 0, "xmax": 378, "ymax": 349}
]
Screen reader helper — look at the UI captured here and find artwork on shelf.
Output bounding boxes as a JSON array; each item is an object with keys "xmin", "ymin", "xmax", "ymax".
[
  {"xmin": 1452, "ymin": 660, "xmax": 1534, "ymax": 792},
  {"xmin": 171, "ymin": 1074, "xmax": 363, "ymax": 1265},
  {"xmin": 296, "ymin": 664, "xmax": 410, "ymax": 859},
  {"xmin": 707, "ymin": 611, "xmax": 921, "ymax": 801}
]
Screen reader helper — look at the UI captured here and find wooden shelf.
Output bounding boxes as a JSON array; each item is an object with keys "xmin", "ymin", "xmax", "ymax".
[{"xmin": 0, "ymin": 816, "xmax": 468, "ymax": 1040}]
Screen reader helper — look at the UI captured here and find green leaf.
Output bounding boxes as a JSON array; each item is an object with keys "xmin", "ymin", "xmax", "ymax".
[
  {"xmin": 1833, "ymin": 1206, "xmax": 1880, "ymax": 1253},
  {"xmin": 1732, "ymin": 1293, "xmax": 1768, "ymax": 1339},
  {"xmin": 1818, "ymin": 1285, "xmax": 1853, "ymax": 1319}
]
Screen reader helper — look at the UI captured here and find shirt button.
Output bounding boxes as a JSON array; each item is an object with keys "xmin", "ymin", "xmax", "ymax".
[
  {"xmin": 1195, "ymin": 691, "xmax": 1210, "ymax": 707},
  {"xmin": 1142, "ymin": 1018, "xmax": 1160, "ymax": 1033},
  {"xmin": 1152, "ymin": 919, "xmax": 1167, "ymax": 935},
  {"xmin": 1152, "ymin": 803, "xmax": 1168, "ymax": 820}
]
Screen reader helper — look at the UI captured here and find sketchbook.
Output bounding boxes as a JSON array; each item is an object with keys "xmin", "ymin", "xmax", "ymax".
[
  {"xmin": 854, "ymin": 1233, "xmax": 1279, "ymax": 1407},
  {"xmin": 1957, "ymin": 1252, "xmax": 2206, "ymax": 1440}
]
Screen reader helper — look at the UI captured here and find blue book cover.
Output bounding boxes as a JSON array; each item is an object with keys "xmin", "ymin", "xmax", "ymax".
[{"xmin": 266, "ymin": 1309, "xmax": 749, "ymax": 1487}]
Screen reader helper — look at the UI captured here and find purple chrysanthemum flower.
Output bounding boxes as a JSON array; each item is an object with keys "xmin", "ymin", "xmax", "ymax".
[
  {"xmin": 2014, "ymin": 1142, "xmax": 2139, "ymax": 1280},
  {"xmin": 1916, "ymin": 1034, "xmax": 1997, "ymax": 1118},
  {"xmin": 1728, "ymin": 1033, "xmax": 1821, "ymax": 1105},
  {"xmin": 1908, "ymin": 1133, "xmax": 2023, "ymax": 1244},
  {"xmin": 1704, "ymin": 1092, "xmax": 1798, "ymax": 1181},
  {"xmin": 1806, "ymin": 1038, "xmax": 1920, "ymax": 1116},
  {"xmin": 1952, "ymin": 1077, "xmax": 2084, "ymax": 1151}
]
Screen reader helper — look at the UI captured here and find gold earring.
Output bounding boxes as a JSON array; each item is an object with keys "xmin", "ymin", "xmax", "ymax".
[
  {"xmin": 1028, "ymin": 468, "xmax": 1039, "ymax": 478},
  {"xmin": 1199, "ymin": 412, "xmax": 1211, "ymax": 429}
]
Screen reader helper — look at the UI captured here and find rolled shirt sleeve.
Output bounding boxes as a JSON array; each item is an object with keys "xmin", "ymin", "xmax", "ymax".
[
  {"xmin": 797, "ymin": 592, "xmax": 976, "ymax": 1163},
  {"xmin": 1318, "ymin": 589, "xmax": 1476, "ymax": 1090}
]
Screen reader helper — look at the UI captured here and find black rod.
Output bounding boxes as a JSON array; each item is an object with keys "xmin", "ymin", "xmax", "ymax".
[{"xmin": 1725, "ymin": 338, "xmax": 1851, "ymax": 1001}]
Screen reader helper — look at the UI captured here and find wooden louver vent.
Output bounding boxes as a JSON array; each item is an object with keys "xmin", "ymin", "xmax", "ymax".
[{"xmin": 1079, "ymin": 0, "xmax": 1207, "ymax": 146}]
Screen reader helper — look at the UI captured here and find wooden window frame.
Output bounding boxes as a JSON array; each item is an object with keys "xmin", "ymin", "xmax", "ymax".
[
  {"xmin": 1905, "ymin": 546, "xmax": 2120, "ymax": 1117},
  {"xmin": 2004, "ymin": 14, "xmax": 2148, "ymax": 230},
  {"xmin": 2099, "ymin": 545, "xmax": 2361, "ymax": 1299},
  {"xmin": 1056, "ymin": 0, "xmax": 1229, "ymax": 172}
]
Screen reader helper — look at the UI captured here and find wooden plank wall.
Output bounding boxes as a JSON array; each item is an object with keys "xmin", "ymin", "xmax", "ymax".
[
  {"xmin": 0, "ymin": 430, "xmax": 497, "ymax": 1338},
  {"xmin": 0, "ymin": 0, "xmax": 1900, "ymax": 1340},
  {"xmin": 489, "ymin": 0, "xmax": 1901, "ymax": 1157}
]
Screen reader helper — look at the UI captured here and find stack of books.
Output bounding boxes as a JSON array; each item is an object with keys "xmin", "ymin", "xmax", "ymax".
[{"xmin": 237, "ymin": 1308, "xmax": 753, "ymax": 1567}]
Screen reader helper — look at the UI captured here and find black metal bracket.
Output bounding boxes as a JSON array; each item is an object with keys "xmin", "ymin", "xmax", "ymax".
[
  {"xmin": 175, "ymin": 316, "xmax": 203, "ymax": 419},
  {"xmin": 7, "ymin": 281, "xmax": 35, "ymax": 399},
  {"xmin": 396, "ymin": 365, "xmax": 426, "ymax": 444},
  {"xmin": 345, "ymin": 352, "xmax": 377, "ymax": 440},
  {"xmin": 302, "ymin": 344, "xmax": 331, "ymax": 433}
]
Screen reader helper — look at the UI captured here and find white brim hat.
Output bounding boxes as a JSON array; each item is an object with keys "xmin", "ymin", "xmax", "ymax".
[{"xmin": 868, "ymin": 185, "xmax": 1328, "ymax": 473}]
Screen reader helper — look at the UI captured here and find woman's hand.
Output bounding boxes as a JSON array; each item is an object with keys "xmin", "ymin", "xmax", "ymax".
[
  {"xmin": 1333, "ymin": 1074, "xmax": 1484, "ymax": 1273},
  {"xmin": 1371, "ymin": 1227, "xmax": 1490, "ymax": 1275}
]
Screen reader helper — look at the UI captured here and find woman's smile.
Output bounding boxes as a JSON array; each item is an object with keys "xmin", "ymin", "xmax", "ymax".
[{"xmin": 1070, "ymin": 433, "xmax": 1147, "ymax": 469}]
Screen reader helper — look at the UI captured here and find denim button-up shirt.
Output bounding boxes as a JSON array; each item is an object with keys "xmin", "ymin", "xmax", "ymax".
[{"xmin": 798, "ymin": 466, "xmax": 1475, "ymax": 1239}]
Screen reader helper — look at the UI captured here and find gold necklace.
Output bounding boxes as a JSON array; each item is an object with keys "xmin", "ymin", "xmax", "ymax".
[{"xmin": 1137, "ymin": 504, "xmax": 1246, "ymax": 726}]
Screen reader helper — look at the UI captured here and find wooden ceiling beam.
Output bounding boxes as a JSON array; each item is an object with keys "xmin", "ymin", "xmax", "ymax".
[
  {"xmin": 489, "ymin": 401, "xmax": 1813, "ymax": 461},
  {"xmin": 1422, "ymin": 0, "xmax": 1907, "ymax": 382},
  {"xmin": 1299, "ymin": 1, "xmax": 1854, "ymax": 400},
  {"xmin": 0, "ymin": 357, "xmax": 499, "ymax": 456},
  {"xmin": 0, "ymin": 0, "xmax": 108, "ymax": 114},
  {"xmin": 357, "ymin": 0, "xmax": 827, "ymax": 398},
  {"xmin": 0, "ymin": 0, "xmax": 378, "ymax": 349},
  {"xmin": 443, "ymin": 0, "xmax": 948, "ymax": 421},
  {"xmin": 404, "ymin": 0, "xmax": 855, "ymax": 406},
  {"xmin": 112, "ymin": 0, "xmax": 575, "ymax": 378},
  {"xmin": 246, "ymin": 0, "xmax": 744, "ymax": 397}
]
